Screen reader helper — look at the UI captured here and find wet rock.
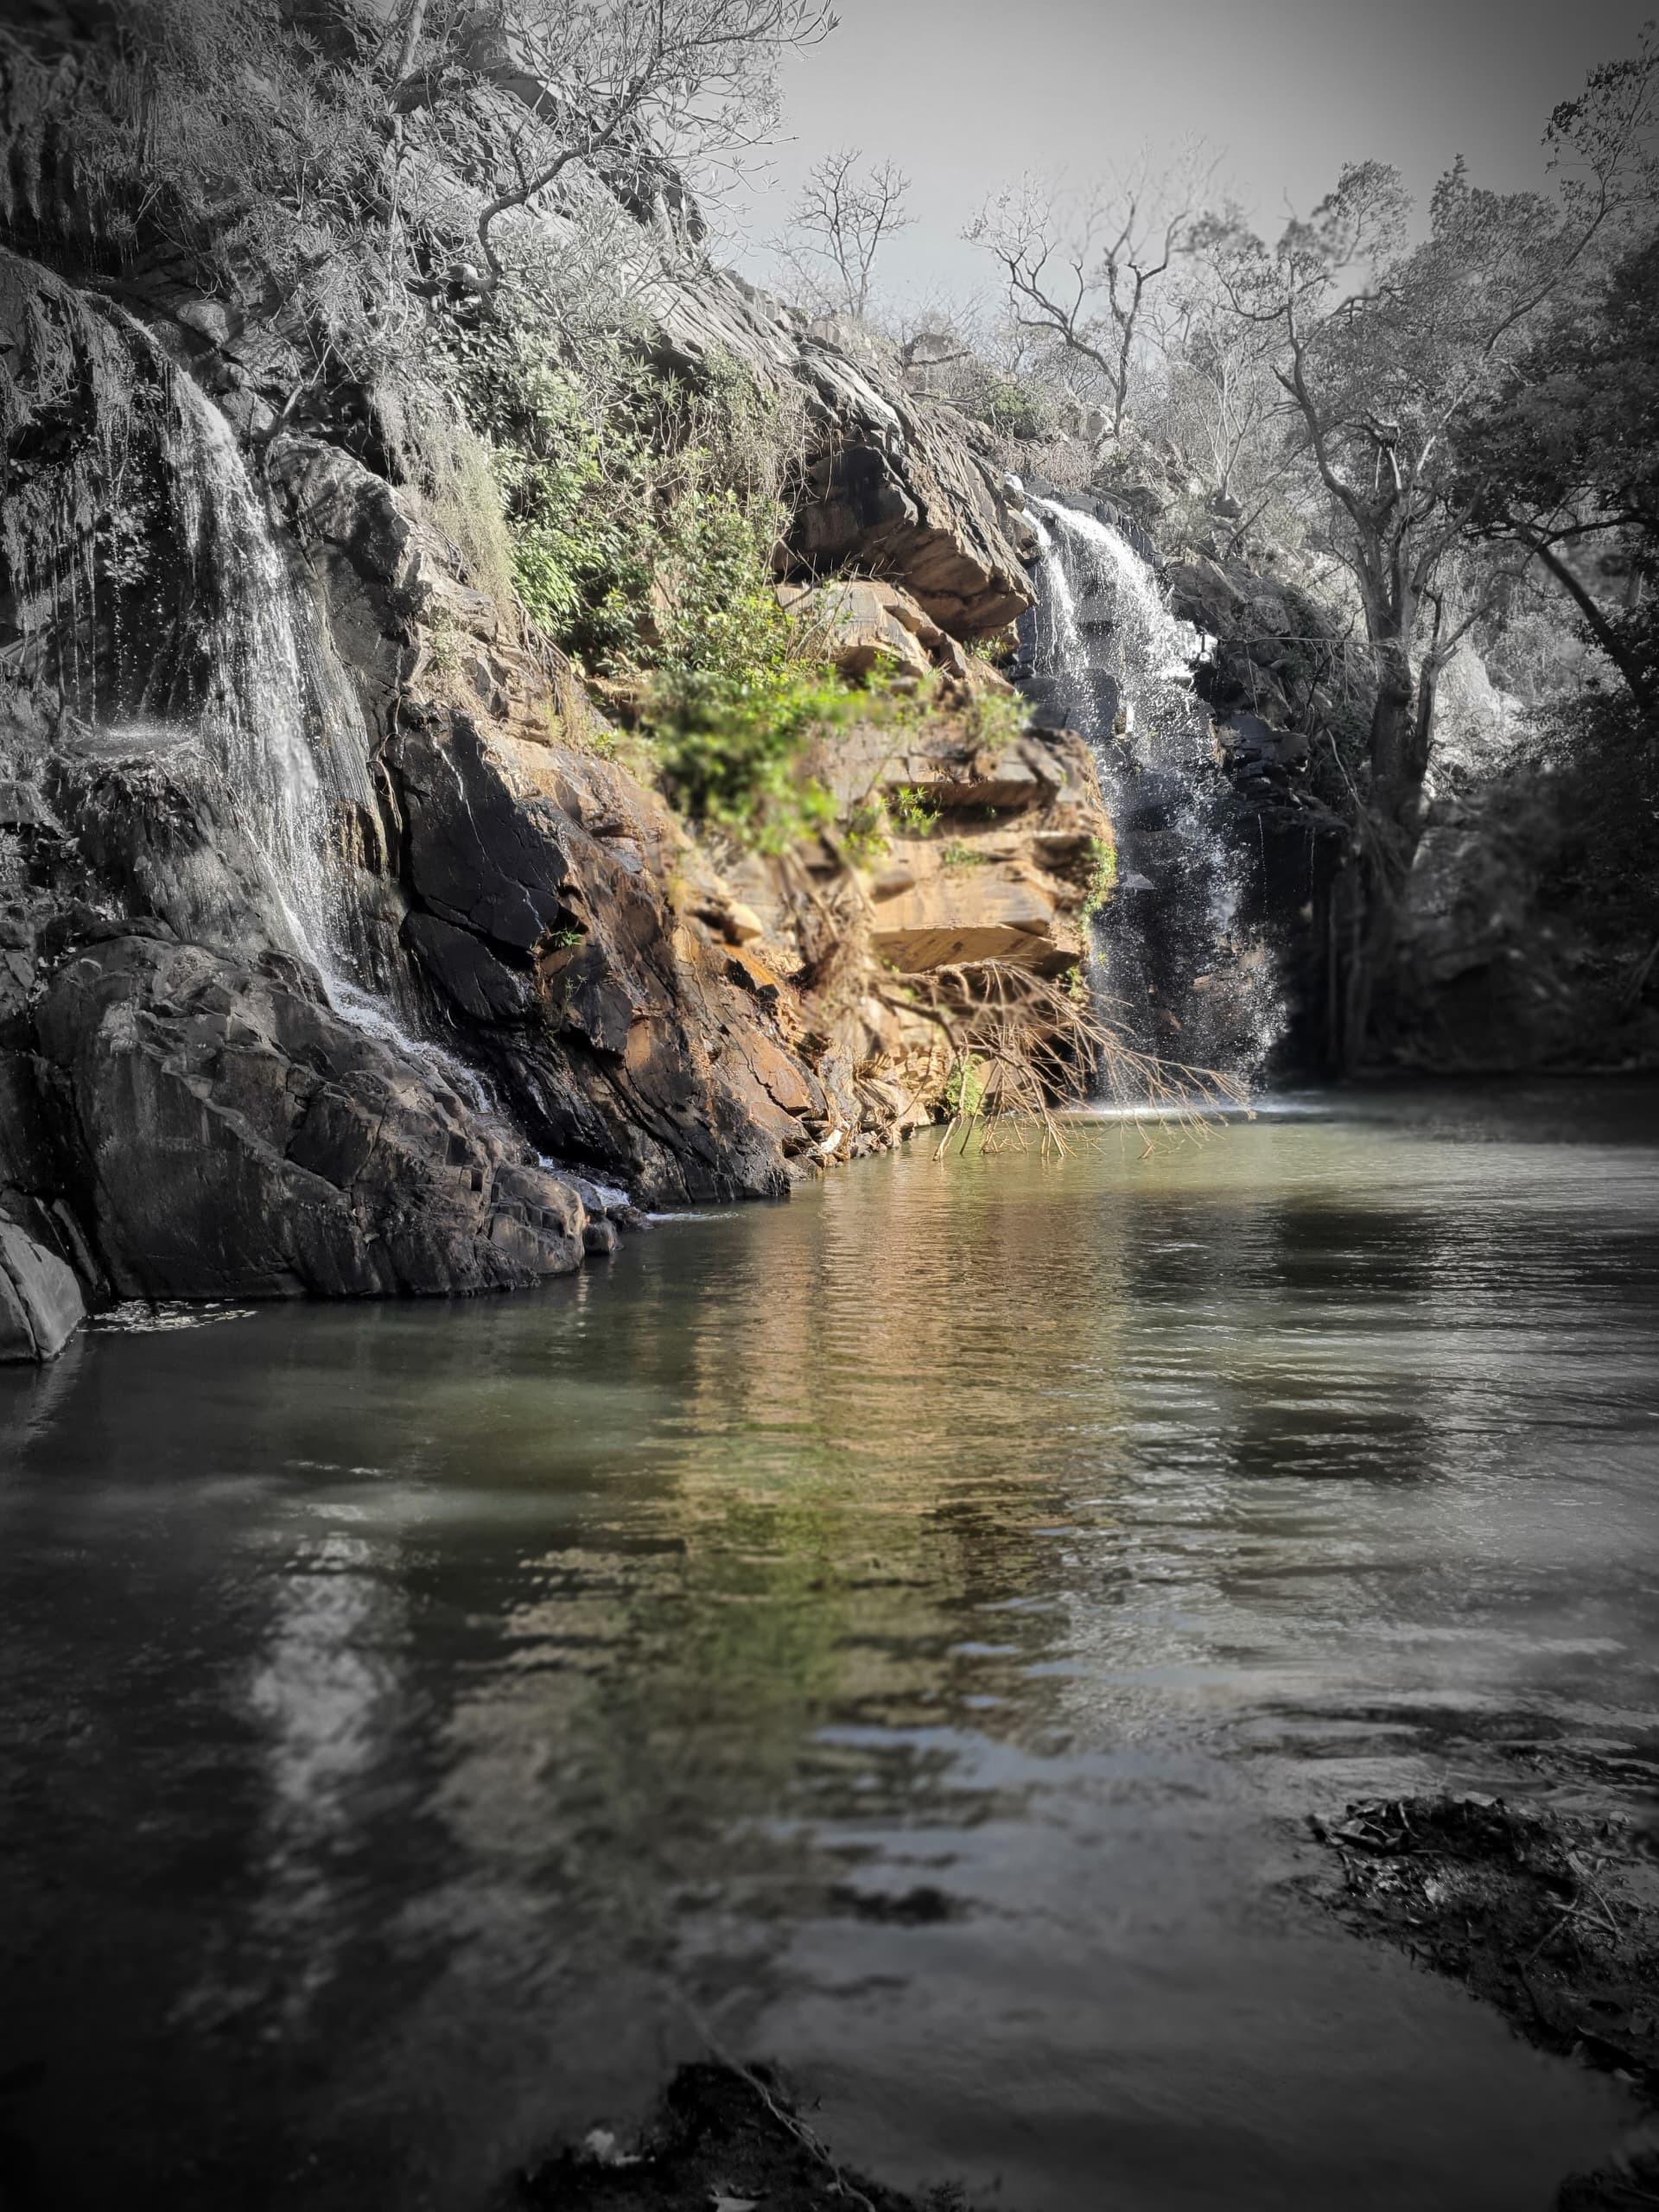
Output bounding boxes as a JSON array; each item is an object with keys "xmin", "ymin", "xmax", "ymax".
[
  {"xmin": 33, "ymin": 935, "xmax": 588, "ymax": 1298},
  {"xmin": 512, "ymin": 2061, "xmax": 932, "ymax": 2212},
  {"xmin": 0, "ymin": 1217, "xmax": 84, "ymax": 1361}
]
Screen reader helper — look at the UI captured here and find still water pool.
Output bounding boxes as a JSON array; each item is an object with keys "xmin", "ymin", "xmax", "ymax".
[{"xmin": 4, "ymin": 1083, "xmax": 1659, "ymax": 2210}]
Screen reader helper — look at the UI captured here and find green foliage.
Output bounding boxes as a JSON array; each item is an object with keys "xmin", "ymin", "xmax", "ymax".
[
  {"xmin": 979, "ymin": 372, "xmax": 1052, "ymax": 440},
  {"xmin": 650, "ymin": 661, "xmax": 849, "ymax": 851},
  {"xmin": 955, "ymin": 686, "xmax": 1033, "ymax": 750},
  {"xmin": 435, "ymin": 306, "xmax": 841, "ymax": 844},
  {"xmin": 943, "ymin": 1054, "xmax": 988, "ymax": 1116},
  {"xmin": 640, "ymin": 480, "xmax": 855, "ymax": 849},
  {"xmin": 839, "ymin": 799, "xmax": 890, "ymax": 865},
  {"xmin": 938, "ymin": 840, "xmax": 992, "ymax": 868},
  {"xmin": 887, "ymin": 785, "xmax": 938, "ymax": 834},
  {"xmin": 1081, "ymin": 831, "xmax": 1119, "ymax": 918}
]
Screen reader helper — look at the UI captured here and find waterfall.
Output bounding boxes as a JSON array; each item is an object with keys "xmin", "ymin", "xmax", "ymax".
[
  {"xmin": 1022, "ymin": 495, "xmax": 1283, "ymax": 1088},
  {"xmin": 170, "ymin": 376, "xmax": 347, "ymax": 970},
  {"xmin": 152, "ymin": 367, "xmax": 499, "ymax": 1116}
]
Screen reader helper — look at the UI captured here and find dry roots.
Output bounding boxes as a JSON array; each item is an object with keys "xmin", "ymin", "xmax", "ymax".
[{"xmin": 874, "ymin": 960, "xmax": 1248, "ymax": 1157}]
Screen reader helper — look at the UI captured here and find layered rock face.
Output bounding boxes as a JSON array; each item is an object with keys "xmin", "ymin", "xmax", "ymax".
[
  {"xmin": 0, "ymin": 242, "xmax": 1109, "ymax": 1357},
  {"xmin": 645, "ymin": 276, "xmax": 1038, "ymax": 639}
]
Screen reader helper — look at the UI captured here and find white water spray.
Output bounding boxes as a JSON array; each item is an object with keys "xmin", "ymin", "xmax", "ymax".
[
  {"xmin": 168, "ymin": 378, "xmax": 504, "ymax": 1112},
  {"xmin": 172, "ymin": 377, "xmax": 344, "ymax": 969},
  {"xmin": 1026, "ymin": 496, "xmax": 1284, "ymax": 1082}
]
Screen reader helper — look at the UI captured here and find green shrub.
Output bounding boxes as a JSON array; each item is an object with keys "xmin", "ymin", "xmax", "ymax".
[
  {"xmin": 650, "ymin": 663, "xmax": 847, "ymax": 851},
  {"xmin": 887, "ymin": 785, "xmax": 938, "ymax": 834},
  {"xmin": 1081, "ymin": 831, "xmax": 1118, "ymax": 918},
  {"xmin": 840, "ymin": 799, "xmax": 891, "ymax": 866},
  {"xmin": 980, "ymin": 373, "xmax": 1052, "ymax": 441},
  {"xmin": 944, "ymin": 1054, "xmax": 988, "ymax": 1116},
  {"xmin": 434, "ymin": 308, "xmax": 844, "ymax": 843}
]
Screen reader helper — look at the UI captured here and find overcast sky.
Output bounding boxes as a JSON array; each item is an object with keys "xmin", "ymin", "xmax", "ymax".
[{"xmin": 719, "ymin": 0, "xmax": 1655, "ymax": 311}]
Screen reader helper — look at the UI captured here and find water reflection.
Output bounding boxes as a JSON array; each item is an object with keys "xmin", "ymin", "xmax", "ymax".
[{"xmin": 2, "ymin": 1084, "xmax": 1658, "ymax": 2209}]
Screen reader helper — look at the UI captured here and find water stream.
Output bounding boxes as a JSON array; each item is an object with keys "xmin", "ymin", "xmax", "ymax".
[
  {"xmin": 169, "ymin": 373, "xmax": 352, "ymax": 971},
  {"xmin": 3, "ymin": 1082, "xmax": 1657, "ymax": 2210},
  {"xmin": 163, "ymin": 368, "xmax": 499, "ymax": 1115},
  {"xmin": 1023, "ymin": 497, "xmax": 1284, "ymax": 1085}
]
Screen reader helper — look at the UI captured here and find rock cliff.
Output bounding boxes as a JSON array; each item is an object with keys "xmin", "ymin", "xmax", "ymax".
[{"xmin": 0, "ymin": 207, "xmax": 1107, "ymax": 1355}]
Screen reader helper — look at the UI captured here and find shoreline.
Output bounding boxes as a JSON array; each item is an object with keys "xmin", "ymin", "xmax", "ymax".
[{"xmin": 1307, "ymin": 1763, "xmax": 1659, "ymax": 2210}]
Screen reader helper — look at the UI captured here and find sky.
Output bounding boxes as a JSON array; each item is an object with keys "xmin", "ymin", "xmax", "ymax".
[{"xmin": 718, "ymin": 0, "xmax": 1656, "ymax": 312}]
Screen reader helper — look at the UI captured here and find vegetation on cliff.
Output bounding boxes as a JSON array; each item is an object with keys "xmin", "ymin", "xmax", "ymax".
[{"xmin": 791, "ymin": 30, "xmax": 1659, "ymax": 1069}]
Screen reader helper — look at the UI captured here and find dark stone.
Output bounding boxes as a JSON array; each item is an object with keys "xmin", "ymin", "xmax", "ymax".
[
  {"xmin": 0, "ymin": 1217, "xmax": 84, "ymax": 1361},
  {"xmin": 32, "ymin": 936, "xmax": 588, "ymax": 1298},
  {"xmin": 402, "ymin": 910, "xmax": 534, "ymax": 1024}
]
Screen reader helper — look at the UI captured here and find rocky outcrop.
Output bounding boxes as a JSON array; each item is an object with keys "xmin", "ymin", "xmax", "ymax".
[
  {"xmin": 639, "ymin": 272, "xmax": 1036, "ymax": 638},
  {"xmin": 0, "ymin": 242, "xmax": 1112, "ymax": 1344},
  {"xmin": 779, "ymin": 577, "xmax": 1016, "ymax": 694},
  {"xmin": 0, "ymin": 0, "xmax": 1150, "ymax": 1352},
  {"xmin": 814, "ymin": 721, "xmax": 1107, "ymax": 976},
  {"xmin": 0, "ymin": 1216, "xmax": 82, "ymax": 1361},
  {"xmin": 35, "ymin": 932, "xmax": 590, "ymax": 1298}
]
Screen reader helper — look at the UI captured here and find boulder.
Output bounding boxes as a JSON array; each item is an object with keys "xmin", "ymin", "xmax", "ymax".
[
  {"xmin": 32, "ymin": 935, "xmax": 589, "ymax": 1299},
  {"xmin": 640, "ymin": 269, "xmax": 1036, "ymax": 635},
  {"xmin": 780, "ymin": 579, "xmax": 938, "ymax": 681},
  {"xmin": 0, "ymin": 1218, "xmax": 85, "ymax": 1362}
]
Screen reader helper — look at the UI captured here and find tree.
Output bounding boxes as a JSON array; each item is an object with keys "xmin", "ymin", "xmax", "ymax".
[
  {"xmin": 1243, "ymin": 166, "xmax": 1576, "ymax": 806},
  {"xmin": 772, "ymin": 147, "xmax": 911, "ymax": 319},
  {"xmin": 965, "ymin": 147, "xmax": 1217, "ymax": 443},
  {"xmin": 1460, "ymin": 229, "xmax": 1659, "ymax": 714},
  {"xmin": 393, "ymin": 0, "xmax": 838, "ymax": 291},
  {"xmin": 1452, "ymin": 23, "xmax": 1659, "ymax": 718},
  {"xmin": 1135, "ymin": 265, "xmax": 1300, "ymax": 550},
  {"xmin": 1205, "ymin": 31, "xmax": 1657, "ymax": 832},
  {"xmin": 1197, "ymin": 118, "xmax": 1649, "ymax": 1057}
]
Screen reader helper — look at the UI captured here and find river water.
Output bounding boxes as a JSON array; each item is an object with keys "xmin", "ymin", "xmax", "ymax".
[{"xmin": 4, "ymin": 1082, "xmax": 1659, "ymax": 2210}]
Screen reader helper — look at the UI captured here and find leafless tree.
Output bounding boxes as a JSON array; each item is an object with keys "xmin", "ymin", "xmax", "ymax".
[
  {"xmin": 390, "ymin": 0, "xmax": 838, "ymax": 289},
  {"xmin": 1137, "ymin": 269, "xmax": 1296, "ymax": 538},
  {"xmin": 965, "ymin": 145, "xmax": 1219, "ymax": 442},
  {"xmin": 772, "ymin": 146, "xmax": 912, "ymax": 318}
]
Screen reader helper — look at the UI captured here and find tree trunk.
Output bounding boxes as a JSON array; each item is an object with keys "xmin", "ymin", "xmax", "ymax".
[
  {"xmin": 392, "ymin": 0, "xmax": 429, "ymax": 86},
  {"xmin": 1532, "ymin": 539, "xmax": 1656, "ymax": 713},
  {"xmin": 1367, "ymin": 635, "xmax": 1420, "ymax": 820}
]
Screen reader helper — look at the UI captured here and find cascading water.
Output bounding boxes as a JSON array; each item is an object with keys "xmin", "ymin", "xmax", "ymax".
[
  {"xmin": 169, "ymin": 383, "xmax": 493, "ymax": 1096},
  {"xmin": 83, "ymin": 331, "xmax": 499, "ymax": 1116},
  {"xmin": 1021, "ymin": 494, "xmax": 1283, "ymax": 1089},
  {"xmin": 169, "ymin": 375, "xmax": 347, "ymax": 971}
]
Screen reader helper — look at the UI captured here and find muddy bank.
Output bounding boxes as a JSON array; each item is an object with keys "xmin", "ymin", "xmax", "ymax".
[
  {"xmin": 1309, "ymin": 1789, "xmax": 1659, "ymax": 2208},
  {"xmin": 500, "ymin": 2062, "xmax": 963, "ymax": 2212}
]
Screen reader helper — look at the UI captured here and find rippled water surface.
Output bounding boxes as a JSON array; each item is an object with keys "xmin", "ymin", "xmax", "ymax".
[{"xmin": 5, "ymin": 1083, "xmax": 1659, "ymax": 2210}]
